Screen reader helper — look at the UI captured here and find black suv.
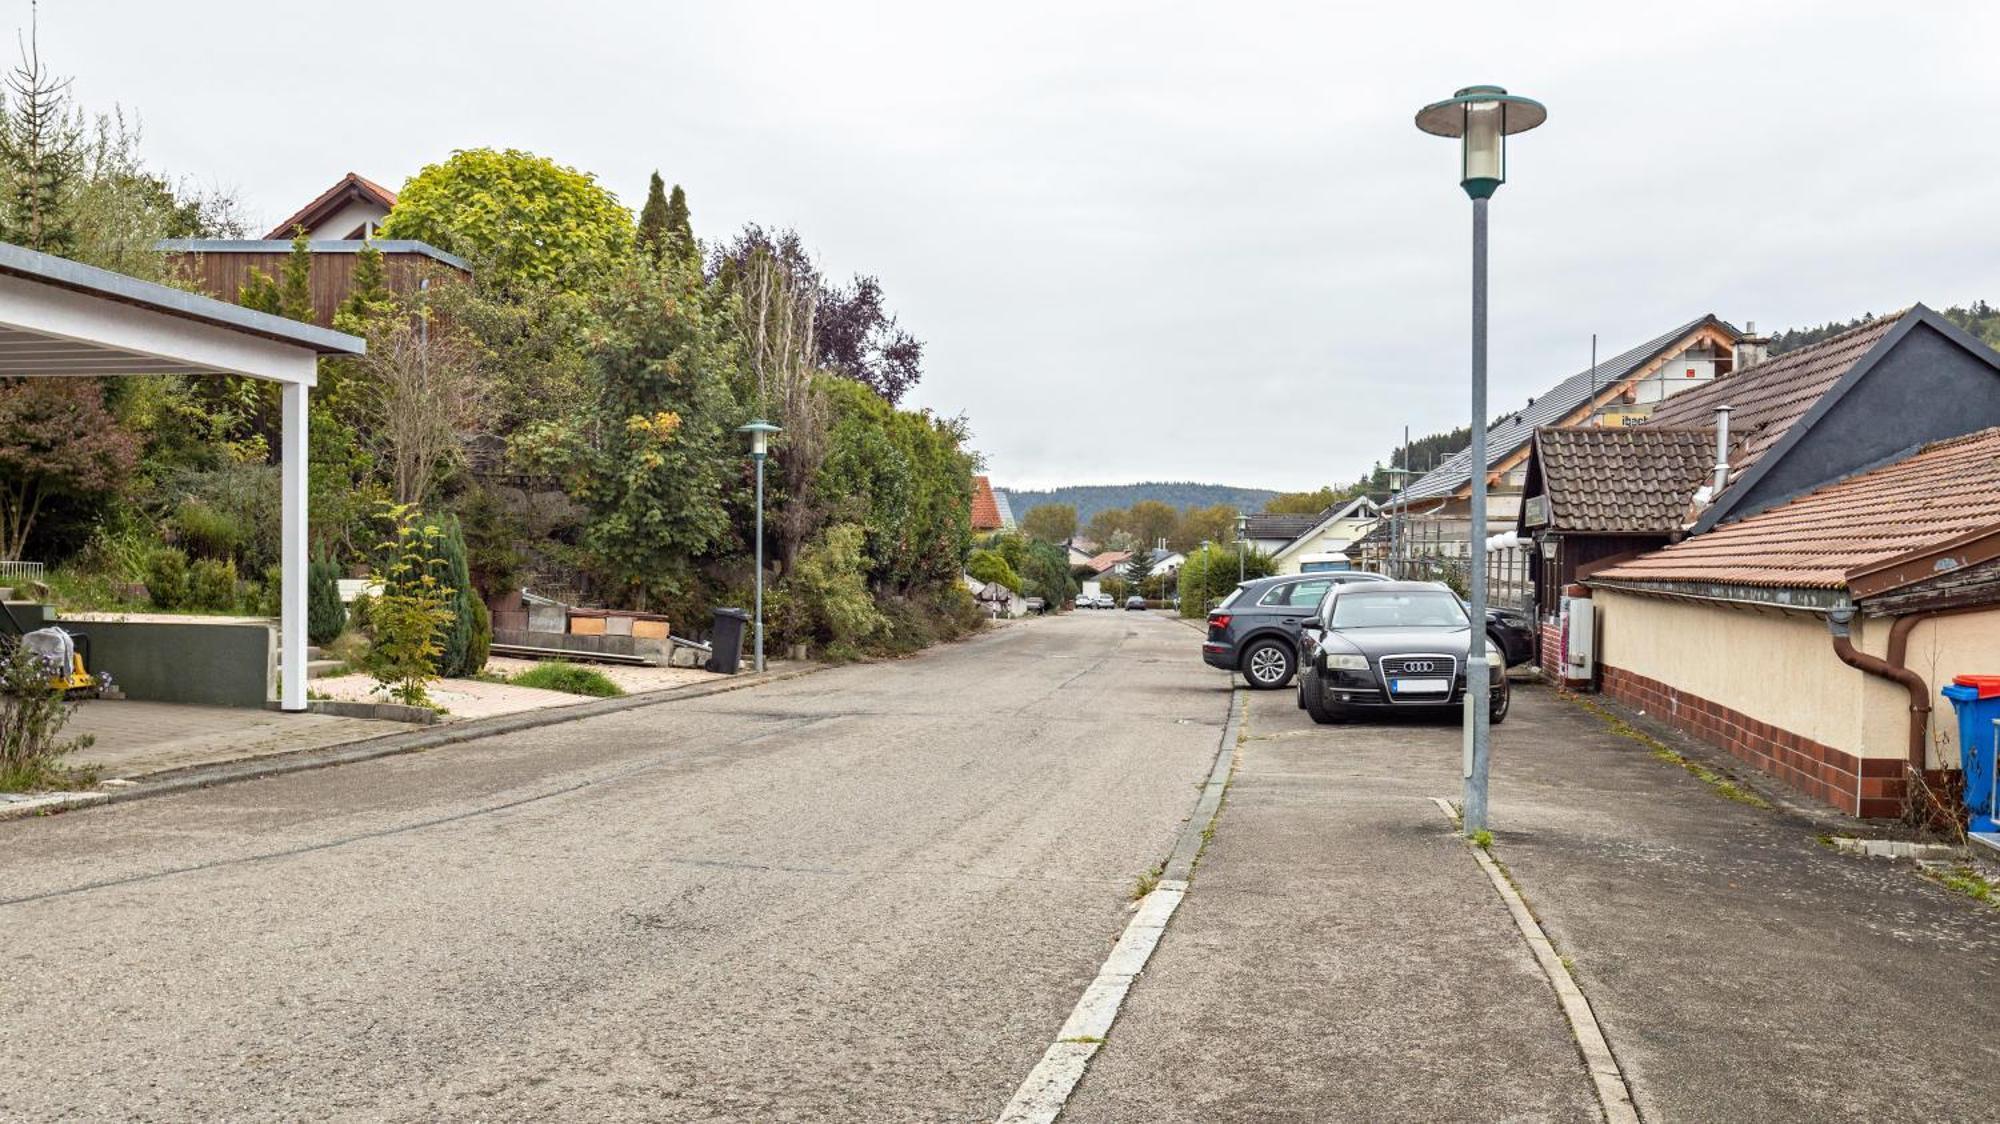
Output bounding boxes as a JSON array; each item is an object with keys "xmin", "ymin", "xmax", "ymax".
[{"xmin": 1202, "ymin": 572, "xmax": 1388, "ymax": 689}]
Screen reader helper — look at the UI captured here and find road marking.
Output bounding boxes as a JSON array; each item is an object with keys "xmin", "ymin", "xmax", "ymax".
[
  {"xmin": 1430, "ymin": 797, "xmax": 1640, "ymax": 1124},
  {"xmin": 995, "ymin": 688, "xmax": 1244, "ymax": 1124}
]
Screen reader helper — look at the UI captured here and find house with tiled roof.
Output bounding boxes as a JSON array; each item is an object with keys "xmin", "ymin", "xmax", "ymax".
[
  {"xmin": 1515, "ymin": 426, "xmax": 1720, "ymax": 668},
  {"xmin": 1385, "ymin": 315, "xmax": 1745, "ymax": 557},
  {"xmin": 1583, "ymin": 426, "xmax": 2000, "ymax": 818},
  {"xmin": 970, "ymin": 476, "xmax": 1006, "ymax": 533},
  {"xmin": 264, "ymin": 172, "xmax": 399, "ymax": 240},
  {"xmin": 1642, "ymin": 305, "xmax": 2000, "ymax": 533}
]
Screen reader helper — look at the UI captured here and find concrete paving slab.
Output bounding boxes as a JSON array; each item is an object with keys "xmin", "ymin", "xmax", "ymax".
[
  {"xmin": 1487, "ymin": 686, "xmax": 2000, "ymax": 1122},
  {"xmin": 1062, "ymin": 690, "xmax": 1601, "ymax": 1122}
]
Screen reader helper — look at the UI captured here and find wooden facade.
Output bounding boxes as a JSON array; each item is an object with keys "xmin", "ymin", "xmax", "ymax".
[{"xmin": 159, "ymin": 241, "xmax": 470, "ymax": 329}]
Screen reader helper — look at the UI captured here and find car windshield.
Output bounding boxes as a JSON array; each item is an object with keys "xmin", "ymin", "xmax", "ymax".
[{"xmin": 1329, "ymin": 590, "xmax": 1468, "ymax": 630}]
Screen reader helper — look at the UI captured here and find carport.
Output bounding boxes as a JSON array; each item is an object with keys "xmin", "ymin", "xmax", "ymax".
[{"xmin": 0, "ymin": 241, "xmax": 365, "ymax": 711}]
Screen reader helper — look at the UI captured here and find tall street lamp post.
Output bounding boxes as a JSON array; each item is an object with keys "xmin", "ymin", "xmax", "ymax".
[
  {"xmin": 1235, "ymin": 511, "xmax": 1248, "ymax": 583},
  {"xmin": 1415, "ymin": 85, "xmax": 1545, "ymax": 836},
  {"xmin": 737, "ymin": 419, "xmax": 782, "ymax": 673}
]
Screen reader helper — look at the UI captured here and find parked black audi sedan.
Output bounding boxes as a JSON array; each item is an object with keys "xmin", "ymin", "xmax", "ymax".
[{"xmin": 1295, "ymin": 580, "xmax": 1510, "ymax": 724}]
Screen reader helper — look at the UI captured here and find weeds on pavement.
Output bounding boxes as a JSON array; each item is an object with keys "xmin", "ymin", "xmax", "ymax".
[
  {"xmin": 1569, "ymin": 695, "xmax": 1772, "ymax": 809},
  {"xmin": 1925, "ymin": 864, "xmax": 1998, "ymax": 907},
  {"xmin": 1131, "ymin": 865, "xmax": 1163, "ymax": 900}
]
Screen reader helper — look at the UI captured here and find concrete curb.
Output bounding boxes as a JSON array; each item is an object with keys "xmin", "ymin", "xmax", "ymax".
[
  {"xmin": 1431, "ymin": 796, "xmax": 1640, "ymax": 1124},
  {"xmin": 994, "ymin": 683, "xmax": 1244, "ymax": 1123},
  {"xmin": 0, "ymin": 664, "xmax": 829, "ymax": 824}
]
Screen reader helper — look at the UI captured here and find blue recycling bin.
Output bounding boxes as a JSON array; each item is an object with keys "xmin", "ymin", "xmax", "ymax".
[{"xmin": 1939, "ymin": 678, "xmax": 2000, "ymax": 832}]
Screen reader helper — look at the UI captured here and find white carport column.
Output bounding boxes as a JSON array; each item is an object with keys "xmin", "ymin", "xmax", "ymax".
[{"xmin": 280, "ymin": 381, "xmax": 309, "ymax": 712}]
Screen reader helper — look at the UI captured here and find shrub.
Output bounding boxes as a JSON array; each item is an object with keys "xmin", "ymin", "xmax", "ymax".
[
  {"xmin": 0, "ymin": 644, "xmax": 95, "ymax": 792},
  {"xmin": 307, "ymin": 550, "xmax": 346, "ymax": 645},
  {"xmin": 466, "ymin": 596, "xmax": 491, "ymax": 675},
  {"xmin": 431, "ymin": 516, "xmax": 482, "ymax": 677},
  {"xmin": 144, "ymin": 548, "xmax": 189, "ymax": 610},
  {"xmin": 173, "ymin": 497, "xmax": 246, "ymax": 560},
  {"xmin": 348, "ymin": 591, "xmax": 374, "ymax": 634},
  {"xmin": 966, "ymin": 548, "xmax": 1021, "ymax": 593},
  {"xmin": 507, "ymin": 661, "xmax": 623, "ymax": 697},
  {"xmin": 365, "ymin": 503, "xmax": 453, "ymax": 707},
  {"xmin": 187, "ymin": 558, "xmax": 239, "ymax": 612},
  {"xmin": 781, "ymin": 524, "xmax": 887, "ymax": 659}
]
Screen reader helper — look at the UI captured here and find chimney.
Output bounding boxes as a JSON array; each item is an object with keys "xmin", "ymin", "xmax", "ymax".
[
  {"xmin": 1712, "ymin": 405, "xmax": 1732, "ymax": 492},
  {"xmin": 1733, "ymin": 319, "xmax": 1771, "ymax": 372}
]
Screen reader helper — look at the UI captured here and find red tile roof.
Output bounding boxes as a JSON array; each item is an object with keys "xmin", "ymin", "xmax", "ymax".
[
  {"xmin": 1646, "ymin": 313, "xmax": 1904, "ymax": 481},
  {"xmin": 1534, "ymin": 426, "xmax": 1719, "ymax": 534},
  {"xmin": 970, "ymin": 475, "xmax": 1004, "ymax": 531},
  {"xmin": 1592, "ymin": 426, "xmax": 2000, "ymax": 589},
  {"xmin": 264, "ymin": 172, "xmax": 399, "ymax": 240},
  {"xmin": 1086, "ymin": 550, "xmax": 1132, "ymax": 574}
]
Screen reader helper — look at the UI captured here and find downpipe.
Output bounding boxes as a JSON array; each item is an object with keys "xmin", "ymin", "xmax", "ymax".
[{"xmin": 1826, "ymin": 608, "xmax": 1929, "ymax": 776}]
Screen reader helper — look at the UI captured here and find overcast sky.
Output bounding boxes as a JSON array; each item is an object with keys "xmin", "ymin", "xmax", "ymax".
[{"xmin": 49, "ymin": 1, "xmax": 2000, "ymax": 491}]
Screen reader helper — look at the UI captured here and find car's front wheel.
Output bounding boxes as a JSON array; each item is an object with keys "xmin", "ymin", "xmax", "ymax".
[
  {"xmin": 1240, "ymin": 638, "xmax": 1295, "ymax": 690},
  {"xmin": 1490, "ymin": 678, "xmax": 1511, "ymax": 725},
  {"xmin": 1302, "ymin": 678, "xmax": 1343, "ymax": 725}
]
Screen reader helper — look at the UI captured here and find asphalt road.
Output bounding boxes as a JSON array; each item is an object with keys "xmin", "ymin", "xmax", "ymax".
[{"xmin": 0, "ymin": 610, "xmax": 1228, "ymax": 1122}]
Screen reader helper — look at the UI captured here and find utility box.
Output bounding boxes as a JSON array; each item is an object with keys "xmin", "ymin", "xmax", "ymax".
[{"xmin": 1560, "ymin": 588, "xmax": 1595, "ymax": 690}]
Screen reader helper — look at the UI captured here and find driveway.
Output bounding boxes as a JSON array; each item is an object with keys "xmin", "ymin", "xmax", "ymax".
[{"xmin": 0, "ymin": 611, "xmax": 1225, "ymax": 1122}]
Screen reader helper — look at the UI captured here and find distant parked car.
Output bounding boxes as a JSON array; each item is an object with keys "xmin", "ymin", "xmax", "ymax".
[
  {"xmin": 1202, "ymin": 571, "xmax": 1389, "ymax": 689},
  {"xmin": 1094, "ymin": 594, "xmax": 1116, "ymax": 609},
  {"xmin": 1025, "ymin": 596, "xmax": 1047, "ymax": 614},
  {"xmin": 1125, "ymin": 596, "xmax": 1147, "ymax": 611},
  {"xmin": 1296, "ymin": 580, "xmax": 1510, "ymax": 725}
]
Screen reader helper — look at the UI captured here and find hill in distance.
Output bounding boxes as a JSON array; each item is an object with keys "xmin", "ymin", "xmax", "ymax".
[{"xmin": 1001, "ymin": 482, "xmax": 1281, "ymax": 524}]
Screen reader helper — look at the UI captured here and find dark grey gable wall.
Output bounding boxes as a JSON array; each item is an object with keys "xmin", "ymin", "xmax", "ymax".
[{"xmin": 1719, "ymin": 318, "xmax": 2000, "ymax": 525}]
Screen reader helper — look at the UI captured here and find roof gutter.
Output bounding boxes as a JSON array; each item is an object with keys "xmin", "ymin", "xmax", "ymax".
[{"xmin": 1586, "ymin": 577, "xmax": 1848, "ymax": 613}]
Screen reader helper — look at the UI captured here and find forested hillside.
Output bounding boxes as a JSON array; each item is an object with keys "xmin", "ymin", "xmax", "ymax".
[
  {"xmin": 1771, "ymin": 300, "xmax": 2000, "ymax": 354},
  {"xmin": 1003, "ymin": 482, "xmax": 1278, "ymax": 523}
]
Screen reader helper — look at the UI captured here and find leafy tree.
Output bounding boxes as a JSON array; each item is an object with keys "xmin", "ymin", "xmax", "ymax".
[
  {"xmin": 519, "ymin": 258, "xmax": 739, "ymax": 610},
  {"xmin": 812, "ymin": 377, "xmax": 975, "ymax": 594},
  {"xmin": 1173, "ymin": 503, "xmax": 1237, "ymax": 552},
  {"xmin": 1176, "ymin": 543, "xmax": 1276, "ymax": 617},
  {"xmin": 366, "ymin": 503, "xmax": 453, "ymax": 707},
  {"xmin": 1264, "ymin": 487, "xmax": 1340, "ymax": 515},
  {"xmin": 378, "ymin": 148, "xmax": 633, "ymax": 291},
  {"xmin": 712, "ymin": 225, "xmax": 924, "ymax": 403},
  {"xmin": 1125, "ymin": 500, "xmax": 1178, "ymax": 552},
  {"xmin": 1020, "ymin": 503, "xmax": 1076, "ymax": 544},
  {"xmin": 966, "ymin": 547, "xmax": 1021, "ymax": 593},
  {"xmin": 0, "ymin": 379, "xmax": 137, "ymax": 559},
  {"xmin": 1084, "ymin": 507, "xmax": 1128, "ymax": 548}
]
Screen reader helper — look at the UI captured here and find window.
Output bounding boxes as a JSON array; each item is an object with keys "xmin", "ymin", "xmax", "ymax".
[
  {"xmin": 1330, "ymin": 590, "xmax": 1468, "ymax": 630},
  {"xmin": 1261, "ymin": 579, "xmax": 1331, "ymax": 608}
]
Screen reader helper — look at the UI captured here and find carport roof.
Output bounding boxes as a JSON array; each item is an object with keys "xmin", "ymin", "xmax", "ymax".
[{"xmin": 0, "ymin": 240, "xmax": 364, "ymax": 375}]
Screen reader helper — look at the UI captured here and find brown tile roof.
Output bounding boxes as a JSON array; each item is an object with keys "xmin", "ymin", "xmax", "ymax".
[
  {"xmin": 1085, "ymin": 550, "xmax": 1132, "ymax": 574},
  {"xmin": 1591, "ymin": 426, "xmax": 2000, "ymax": 589},
  {"xmin": 264, "ymin": 172, "xmax": 399, "ymax": 240},
  {"xmin": 970, "ymin": 475, "xmax": 1003, "ymax": 531},
  {"xmin": 1535, "ymin": 426, "xmax": 1718, "ymax": 533},
  {"xmin": 1646, "ymin": 313, "xmax": 1904, "ymax": 480}
]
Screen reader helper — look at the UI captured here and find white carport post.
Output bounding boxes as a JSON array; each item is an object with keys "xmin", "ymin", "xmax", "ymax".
[
  {"xmin": 0, "ymin": 242, "xmax": 363, "ymax": 713},
  {"xmin": 280, "ymin": 381, "xmax": 309, "ymax": 711}
]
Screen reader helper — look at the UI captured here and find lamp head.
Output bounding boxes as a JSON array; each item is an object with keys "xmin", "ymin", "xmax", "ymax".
[
  {"xmin": 737, "ymin": 419, "xmax": 782, "ymax": 457},
  {"xmin": 1415, "ymin": 85, "xmax": 1546, "ymax": 199}
]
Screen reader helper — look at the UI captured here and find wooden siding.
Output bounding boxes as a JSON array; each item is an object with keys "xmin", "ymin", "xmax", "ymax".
[{"xmin": 163, "ymin": 250, "xmax": 469, "ymax": 329}]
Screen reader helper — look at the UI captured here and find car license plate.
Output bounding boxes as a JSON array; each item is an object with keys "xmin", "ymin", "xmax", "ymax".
[{"xmin": 1391, "ymin": 678, "xmax": 1449, "ymax": 694}]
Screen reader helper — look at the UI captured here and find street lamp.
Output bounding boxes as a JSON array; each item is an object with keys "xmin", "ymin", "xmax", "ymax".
[
  {"xmin": 1234, "ymin": 511, "xmax": 1248, "ymax": 583},
  {"xmin": 1415, "ymin": 84, "xmax": 1545, "ymax": 836},
  {"xmin": 737, "ymin": 419, "xmax": 782, "ymax": 673}
]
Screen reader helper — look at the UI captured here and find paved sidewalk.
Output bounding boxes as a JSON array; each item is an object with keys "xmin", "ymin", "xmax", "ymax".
[
  {"xmin": 1071, "ymin": 681, "xmax": 2000, "ymax": 1121},
  {"xmin": 1488, "ymin": 689, "xmax": 2000, "ymax": 1121},
  {"xmin": 1063, "ymin": 690, "xmax": 1600, "ymax": 1121},
  {"xmin": 67, "ymin": 700, "xmax": 410, "ymax": 779}
]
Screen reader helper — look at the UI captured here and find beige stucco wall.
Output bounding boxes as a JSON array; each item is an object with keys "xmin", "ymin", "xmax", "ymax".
[
  {"xmin": 1273, "ymin": 517, "xmax": 1376, "ymax": 575},
  {"xmin": 1593, "ymin": 589, "xmax": 1874, "ymax": 758},
  {"xmin": 1889, "ymin": 612, "xmax": 2000, "ymax": 770}
]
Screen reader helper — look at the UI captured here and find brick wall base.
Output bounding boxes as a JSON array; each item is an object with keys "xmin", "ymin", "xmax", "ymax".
[
  {"xmin": 1538, "ymin": 619, "xmax": 1563, "ymax": 679},
  {"xmin": 1600, "ymin": 664, "xmax": 1906, "ymax": 818}
]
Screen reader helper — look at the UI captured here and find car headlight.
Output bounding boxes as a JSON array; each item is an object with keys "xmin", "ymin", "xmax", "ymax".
[{"xmin": 1326, "ymin": 654, "xmax": 1370, "ymax": 671}]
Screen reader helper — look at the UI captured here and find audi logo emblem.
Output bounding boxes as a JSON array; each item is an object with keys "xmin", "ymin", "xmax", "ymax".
[{"xmin": 1400, "ymin": 660, "xmax": 1438, "ymax": 673}]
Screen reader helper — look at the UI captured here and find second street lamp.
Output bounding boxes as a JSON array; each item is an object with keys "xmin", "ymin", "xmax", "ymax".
[
  {"xmin": 737, "ymin": 419, "xmax": 782, "ymax": 674},
  {"xmin": 1415, "ymin": 84, "xmax": 1545, "ymax": 836},
  {"xmin": 1235, "ymin": 511, "xmax": 1248, "ymax": 583}
]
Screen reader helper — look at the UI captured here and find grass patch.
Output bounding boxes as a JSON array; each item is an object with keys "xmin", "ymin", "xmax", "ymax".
[
  {"xmin": 1570, "ymin": 695, "xmax": 1773, "ymax": 809},
  {"xmin": 1131, "ymin": 864, "xmax": 1163, "ymax": 900},
  {"xmin": 506, "ymin": 662, "xmax": 625, "ymax": 698},
  {"xmin": 1927, "ymin": 864, "xmax": 1998, "ymax": 906},
  {"xmin": 1471, "ymin": 828, "xmax": 1494, "ymax": 850},
  {"xmin": 1059, "ymin": 1035, "xmax": 1104, "ymax": 1045}
]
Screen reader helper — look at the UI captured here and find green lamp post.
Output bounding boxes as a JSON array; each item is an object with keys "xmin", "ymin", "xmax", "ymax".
[
  {"xmin": 1415, "ymin": 85, "xmax": 1545, "ymax": 836},
  {"xmin": 738, "ymin": 419, "xmax": 782, "ymax": 673}
]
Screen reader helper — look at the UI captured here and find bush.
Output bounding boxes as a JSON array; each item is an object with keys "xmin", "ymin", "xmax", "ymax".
[
  {"xmin": 966, "ymin": 548, "xmax": 1021, "ymax": 593},
  {"xmin": 0, "ymin": 644, "xmax": 95, "ymax": 792},
  {"xmin": 144, "ymin": 548, "xmax": 189, "ymax": 609},
  {"xmin": 431, "ymin": 516, "xmax": 483, "ymax": 677},
  {"xmin": 1176, "ymin": 544, "xmax": 1276, "ymax": 617},
  {"xmin": 348, "ymin": 591, "xmax": 374, "ymax": 634},
  {"xmin": 307, "ymin": 551, "xmax": 346, "ymax": 645},
  {"xmin": 188, "ymin": 558, "xmax": 239, "ymax": 612},
  {"xmin": 466, "ymin": 596, "xmax": 492, "ymax": 675},
  {"xmin": 174, "ymin": 497, "xmax": 246, "ymax": 560},
  {"xmin": 778, "ymin": 524, "xmax": 886, "ymax": 660},
  {"xmin": 506, "ymin": 661, "xmax": 623, "ymax": 697},
  {"xmin": 366, "ymin": 504, "xmax": 454, "ymax": 708}
]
